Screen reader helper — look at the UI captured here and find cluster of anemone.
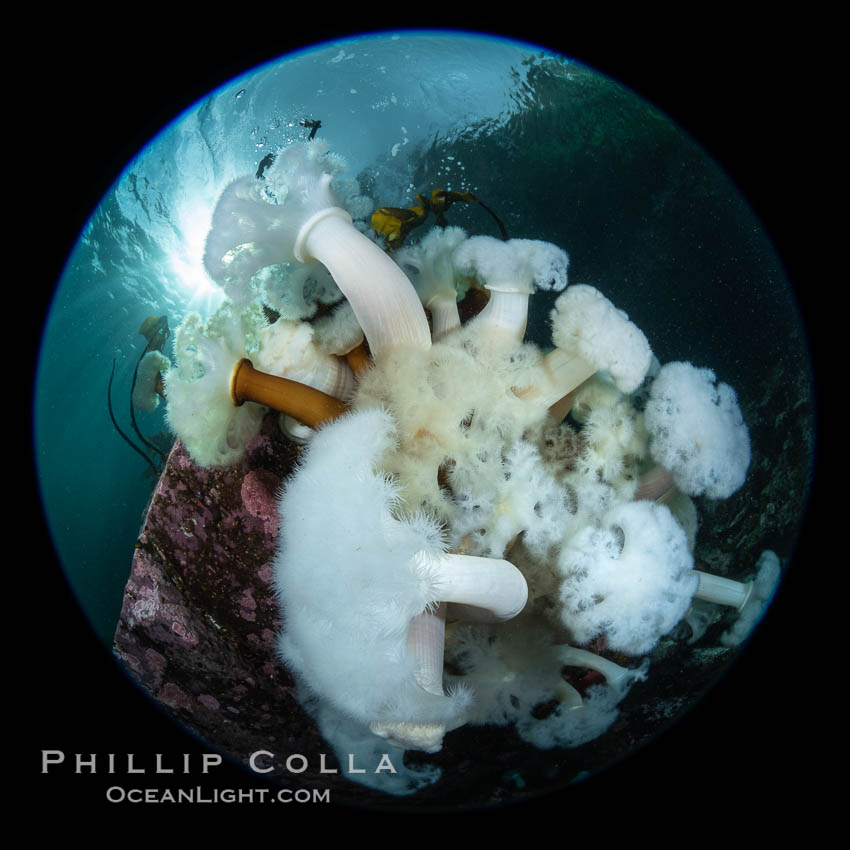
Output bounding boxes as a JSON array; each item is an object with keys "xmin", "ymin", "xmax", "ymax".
[{"xmin": 162, "ymin": 140, "xmax": 780, "ymax": 793}]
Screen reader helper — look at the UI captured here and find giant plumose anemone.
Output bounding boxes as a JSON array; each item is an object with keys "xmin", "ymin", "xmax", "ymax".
[{"xmin": 161, "ymin": 140, "xmax": 780, "ymax": 795}]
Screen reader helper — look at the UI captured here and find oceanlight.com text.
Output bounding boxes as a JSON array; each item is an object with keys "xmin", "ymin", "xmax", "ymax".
[{"xmin": 105, "ymin": 786, "xmax": 330, "ymax": 804}]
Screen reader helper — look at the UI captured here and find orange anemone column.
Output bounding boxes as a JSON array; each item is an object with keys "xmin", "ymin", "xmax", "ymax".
[
  {"xmin": 230, "ymin": 358, "xmax": 348, "ymax": 428},
  {"xmin": 344, "ymin": 342, "xmax": 372, "ymax": 377}
]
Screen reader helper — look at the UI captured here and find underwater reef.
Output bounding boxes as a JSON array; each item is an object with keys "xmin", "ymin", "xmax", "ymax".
[
  {"xmin": 114, "ymin": 400, "xmax": 801, "ymax": 807},
  {"xmin": 112, "ymin": 137, "xmax": 812, "ymax": 805}
]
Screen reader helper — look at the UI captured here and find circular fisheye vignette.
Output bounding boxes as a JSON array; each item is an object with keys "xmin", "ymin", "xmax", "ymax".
[{"xmin": 37, "ymin": 29, "xmax": 809, "ymax": 809}]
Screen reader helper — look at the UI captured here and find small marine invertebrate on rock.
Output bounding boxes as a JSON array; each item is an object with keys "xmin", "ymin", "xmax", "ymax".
[
  {"xmin": 719, "ymin": 549, "xmax": 781, "ymax": 646},
  {"xmin": 254, "ymin": 316, "xmax": 356, "ymax": 442},
  {"xmin": 164, "ymin": 306, "xmax": 268, "ymax": 468},
  {"xmin": 133, "ymin": 350, "xmax": 170, "ymax": 413},
  {"xmin": 164, "ymin": 303, "xmax": 348, "ymax": 466},
  {"xmin": 394, "ymin": 226, "xmax": 468, "ymax": 340},
  {"xmin": 515, "ymin": 284, "xmax": 652, "ymax": 424},
  {"xmin": 453, "ymin": 235, "xmax": 569, "ymax": 340},
  {"xmin": 557, "ymin": 499, "xmax": 698, "ymax": 655},
  {"xmin": 639, "ymin": 361, "xmax": 751, "ymax": 501},
  {"xmin": 203, "ymin": 140, "xmax": 430, "ymax": 360}
]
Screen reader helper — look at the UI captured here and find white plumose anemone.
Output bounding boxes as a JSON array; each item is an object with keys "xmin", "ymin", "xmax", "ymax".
[
  {"xmin": 161, "ymin": 139, "xmax": 770, "ymax": 795},
  {"xmin": 644, "ymin": 361, "xmax": 751, "ymax": 499},
  {"xmin": 557, "ymin": 500, "xmax": 699, "ymax": 655},
  {"xmin": 454, "ymin": 235, "xmax": 569, "ymax": 340},
  {"xmin": 275, "ymin": 407, "xmax": 528, "ymax": 754},
  {"xmin": 164, "ymin": 305, "xmax": 267, "ymax": 468}
]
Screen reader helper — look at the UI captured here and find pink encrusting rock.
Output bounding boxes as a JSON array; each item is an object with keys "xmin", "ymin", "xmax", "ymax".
[
  {"xmin": 241, "ymin": 468, "xmax": 282, "ymax": 536},
  {"xmin": 112, "ymin": 413, "xmax": 341, "ymax": 787},
  {"xmin": 112, "ymin": 409, "xmax": 591, "ymax": 806}
]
